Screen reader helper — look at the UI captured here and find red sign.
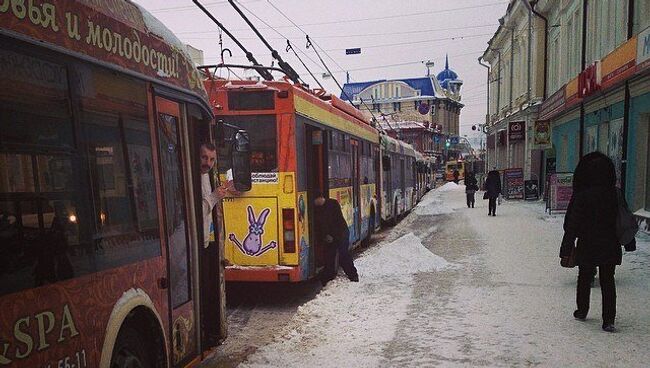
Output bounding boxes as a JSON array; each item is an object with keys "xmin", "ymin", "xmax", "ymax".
[
  {"xmin": 578, "ymin": 62, "xmax": 601, "ymax": 98},
  {"xmin": 1, "ymin": 0, "xmax": 207, "ymax": 99}
]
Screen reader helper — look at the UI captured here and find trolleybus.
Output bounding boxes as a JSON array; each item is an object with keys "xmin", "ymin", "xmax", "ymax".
[
  {"xmin": 379, "ymin": 134, "xmax": 419, "ymax": 225},
  {"xmin": 203, "ymin": 77, "xmax": 380, "ymax": 282},
  {"xmin": 0, "ymin": 1, "xmax": 249, "ymax": 367}
]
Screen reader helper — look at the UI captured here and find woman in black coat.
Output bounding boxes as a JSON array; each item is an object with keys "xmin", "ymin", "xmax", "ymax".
[
  {"xmin": 484, "ymin": 170, "xmax": 501, "ymax": 216},
  {"xmin": 560, "ymin": 151, "xmax": 634, "ymax": 332}
]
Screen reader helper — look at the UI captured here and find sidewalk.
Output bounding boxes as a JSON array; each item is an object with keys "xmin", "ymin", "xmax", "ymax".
[{"xmin": 238, "ymin": 183, "xmax": 650, "ymax": 367}]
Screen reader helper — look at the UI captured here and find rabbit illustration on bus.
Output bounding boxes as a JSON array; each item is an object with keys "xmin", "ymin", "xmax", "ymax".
[{"xmin": 228, "ymin": 206, "xmax": 277, "ymax": 257}]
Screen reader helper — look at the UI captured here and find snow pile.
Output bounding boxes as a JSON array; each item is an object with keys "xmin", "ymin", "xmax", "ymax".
[
  {"xmin": 437, "ymin": 181, "xmax": 464, "ymax": 192},
  {"xmin": 356, "ymin": 233, "xmax": 454, "ymax": 278},
  {"xmin": 414, "ymin": 190, "xmax": 455, "ymax": 216},
  {"xmin": 239, "ymin": 232, "xmax": 453, "ymax": 368}
]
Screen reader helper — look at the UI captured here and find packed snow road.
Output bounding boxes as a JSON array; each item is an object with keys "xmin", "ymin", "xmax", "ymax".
[{"xmin": 203, "ymin": 183, "xmax": 650, "ymax": 367}]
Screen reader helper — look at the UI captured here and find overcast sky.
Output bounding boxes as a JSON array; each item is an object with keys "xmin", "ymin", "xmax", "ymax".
[{"xmin": 136, "ymin": 0, "xmax": 509, "ymax": 142}]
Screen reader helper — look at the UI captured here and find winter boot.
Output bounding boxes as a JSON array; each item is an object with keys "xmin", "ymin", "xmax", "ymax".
[
  {"xmin": 602, "ymin": 323, "xmax": 616, "ymax": 332},
  {"xmin": 573, "ymin": 310, "xmax": 587, "ymax": 321}
]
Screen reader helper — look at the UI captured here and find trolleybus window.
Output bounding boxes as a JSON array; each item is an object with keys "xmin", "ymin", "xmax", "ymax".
[
  {"xmin": 218, "ymin": 115, "xmax": 277, "ymax": 172},
  {"xmin": 0, "ymin": 48, "xmax": 161, "ymax": 297},
  {"xmin": 228, "ymin": 91, "xmax": 275, "ymax": 111},
  {"xmin": 78, "ymin": 66, "xmax": 161, "ymax": 271}
]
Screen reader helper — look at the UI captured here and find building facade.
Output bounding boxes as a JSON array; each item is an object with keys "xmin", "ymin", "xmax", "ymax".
[
  {"xmin": 341, "ymin": 58, "xmax": 464, "ymax": 164},
  {"xmin": 483, "ymin": 0, "xmax": 650, "ymax": 223},
  {"xmin": 536, "ymin": 0, "xmax": 650, "ymax": 219},
  {"xmin": 480, "ymin": 0, "xmax": 546, "ymax": 186}
]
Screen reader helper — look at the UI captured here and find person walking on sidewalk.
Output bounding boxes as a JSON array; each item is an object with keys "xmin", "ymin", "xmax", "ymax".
[
  {"xmin": 465, "ymin": 171, "xmax": 479, "ymax": 208},
  {"xmin": 314, "ymin": 192, "xmax": 359, "ymax": 285},
  {"xmin": 484, "ymin": 169, "xmax": 501, "ymax": 216},
  {"xmin": 560, "ymin": 151, "xmax": 636, "ymax": 333}
]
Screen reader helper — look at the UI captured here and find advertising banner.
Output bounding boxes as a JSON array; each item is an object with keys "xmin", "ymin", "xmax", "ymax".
[
  {"xmin": 504, "ymin": 168, "xmax": 524, "ymax": 200},
  {"xmin": 524, "ymin": 180, "xmax": 539, "ymax": 200},
  {"xmin": 534, "ymin": 120, "xmax": 551, "ymax": 147},
  {"xmin": 547, "ymin": 173, "xmax": 573, "ymax": 214}
]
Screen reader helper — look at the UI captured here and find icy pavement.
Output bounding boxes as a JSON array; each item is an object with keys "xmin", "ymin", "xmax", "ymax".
[{"xmin": 238, "ymin": 184, "xmax": 650, "ymax": 368}]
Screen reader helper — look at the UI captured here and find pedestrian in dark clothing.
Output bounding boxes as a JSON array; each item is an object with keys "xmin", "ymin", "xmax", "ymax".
[
  {"xmin": 465, "ymin": 172, "xmax": 479, "ymax": 208},
  {"xmin": 452, "ymin": 169, "xmax": 460, "ymax": 184},
  {"xmin": 314, "ymin": 192, "xmax": 359, "ymax": 285},
  {"xmin": 560, "ymin": 151, "xmax": 636, "ymax": 333},
  {"xmin": 484, "ymin": 169, "xmax": 501, "ymax": 216}
]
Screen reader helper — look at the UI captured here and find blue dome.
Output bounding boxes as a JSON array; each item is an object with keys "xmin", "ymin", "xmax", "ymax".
[{"xmin": 436, "ymin": 54, "xmax": 459, "ymax": 89}]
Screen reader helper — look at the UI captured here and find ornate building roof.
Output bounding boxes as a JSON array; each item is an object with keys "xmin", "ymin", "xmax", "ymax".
[{"xmin": 436, "ymin": 55, "xmax": 460, "ymax": 90}]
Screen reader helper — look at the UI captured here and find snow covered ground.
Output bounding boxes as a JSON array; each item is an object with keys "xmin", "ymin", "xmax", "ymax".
[{"xmin": 236, "ymin": 184, "xmax": 650, "ymax": 367}]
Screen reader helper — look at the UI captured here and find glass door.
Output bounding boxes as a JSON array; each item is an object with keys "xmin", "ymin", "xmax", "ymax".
[{"xmin": 154, "ymin": 96, "xmax": 196, "ymax": 366}]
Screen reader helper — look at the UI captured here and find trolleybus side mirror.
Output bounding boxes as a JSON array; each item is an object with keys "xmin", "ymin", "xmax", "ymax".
[
  {"xmin": 214, "ymin": 120, "xmax": 226, "ymax": 148},
  {"xmin": 232, "ymin": 130, "xmax": 252, "ymax": 192}
]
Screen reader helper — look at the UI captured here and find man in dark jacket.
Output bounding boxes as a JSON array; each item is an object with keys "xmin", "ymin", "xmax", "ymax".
[
  {"xmin": 484, "ymin": 169, "xmax": 501, "ymax": 216},
  {"xmin": 314, "ymin": 192, "xmax": 359, "ymax": 285},
  {"xmin": 465, "ymin": 171, "xmax": 479, "ymax": 208},
  {"xmin": 452, "ymin": 169, "xmax": 460, "ymax": 184}
]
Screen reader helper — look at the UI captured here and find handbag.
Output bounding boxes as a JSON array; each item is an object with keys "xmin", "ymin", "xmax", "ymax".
[
  {"xmin": 560, "ymin": 246, "xmax": 577, "ymax": 268},
  {"xmin": 616, "ymin": 189, "xmax": 638, "ymax": 245},
  {"xmin": 483, "ymin": 192, "xmax": 489, "ymax": 200}
]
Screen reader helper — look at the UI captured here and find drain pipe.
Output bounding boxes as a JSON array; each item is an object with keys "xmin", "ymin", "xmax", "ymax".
[
  {"xmin": 529, "ymin": 0, "xmax": 547, "ymax": 99},
  {"xmin": 479, "ymin": 56, "xmax": 491, "ymax": 170},
  {"xmin": 621, "ymin": 0, "xmax": 635, "ymax": 192}
]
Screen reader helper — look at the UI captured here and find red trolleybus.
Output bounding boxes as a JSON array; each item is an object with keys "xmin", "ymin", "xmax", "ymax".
[
  {"xmin": 203, "ymin": 76, "xmax": 380, "ymax": 282},
  {"xmin": 0, "ymin": 1, "xmax": 243, "ymax": 367}
]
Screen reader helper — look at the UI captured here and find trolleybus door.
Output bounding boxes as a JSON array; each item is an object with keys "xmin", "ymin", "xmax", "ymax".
[
  {"xmin": 351, "ymin": 139, "xmax": 361, "ymax": 242},
  {"xmin": 305, "ymin": 125, "xmax": 327, "ymax": 275},
  {"xmin": 154, "ymin": 96, "xmax": 197, "ymax": 366}
]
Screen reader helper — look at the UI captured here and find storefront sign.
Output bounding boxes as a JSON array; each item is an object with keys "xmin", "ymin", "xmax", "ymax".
[
  {"xmin": 637, "ymin": 26, "xmax": 650, "ymax": 72},
  {"xmin": 565, "ymin": 76, "xmax": 581, "ymax": 108},
  {"xmin": 600, "ymin": 36, "xmax": 637, "ymax": 89},
  {"xmin": 578, "ymin": 62, "xmax": 601, "ymax": 98},
  {"xmin": 524, "ymin": 179, "xmax": 539, "ymax": 200},
  {"xmin": 504, "ymin": 168, "xmax": 524, "ymax": 200},
  {"xmin": 508, "ymin": 121, "xmax": 525, "ymax": 141},
  {"xmin": 539, "ymin": 87, "xmax": 566, "ymax": 120},
  {"xmin": 547, "ymin": 173, "xmax": 573, "ymax": 214},
  {"xmin": 534, "ymin": 120, "xmax": 551, "ymax": 147}
]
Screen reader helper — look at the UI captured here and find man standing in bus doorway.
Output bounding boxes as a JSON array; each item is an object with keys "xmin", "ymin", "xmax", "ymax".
[
  {"xmin": 200, "ymin": 142, "xmax": 236, "ymax": 248},
  {"xmin": 199, "ymin": 142, "xmax": 237, "ymax": 344},
  {"xmin": 453, "ymin": 168, "xmax": 460, "ymax": 184},
  {"xmin": 314, "ymin": 192, "xmax": 359, "ymax": 286}
]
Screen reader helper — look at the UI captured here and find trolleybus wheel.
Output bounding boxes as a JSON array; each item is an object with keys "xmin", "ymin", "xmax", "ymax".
[{"xmin": 111, "ymin": 326, "xmax": 153, "ymax": 368}]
